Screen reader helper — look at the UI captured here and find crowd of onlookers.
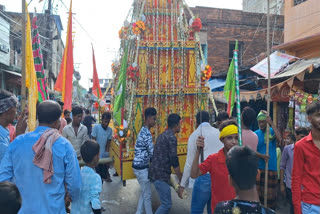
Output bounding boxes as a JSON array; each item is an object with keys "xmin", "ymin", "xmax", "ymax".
[{"xmin": 0, "ymin": 88, "xmax": 319, "ymax": 214}]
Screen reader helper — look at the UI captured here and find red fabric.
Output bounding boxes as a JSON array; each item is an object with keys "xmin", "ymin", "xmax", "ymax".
[
  {"xmin": 32, "ymin": 129, "xmax": 61, "ymax": 184},
  {"xmin": 292, "ymin": 132, "xmax": 320, "ymax": 214},
  {"xmin": 92, "ymin": 46, "xmax": 102, "ymax": 99},
  {"xmin": 7, "ymin": 124, "xmax": 15, "ymax": 142},
  {"xmin": 54, "ymin": 1, "xmax": 73, "ymax": 111},
  {"xmin": 199, "ymin": 149, "xmax": 236, "ymax": 213}
]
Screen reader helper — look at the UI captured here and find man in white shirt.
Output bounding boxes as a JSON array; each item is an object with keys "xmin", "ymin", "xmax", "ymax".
[
  {"xmin": 62, "ymin": 106, "xmax": 88, "ymax": 159},
  {"xmin": 179, "ymin": 111, "xmax": 223, "ymax": 214}
]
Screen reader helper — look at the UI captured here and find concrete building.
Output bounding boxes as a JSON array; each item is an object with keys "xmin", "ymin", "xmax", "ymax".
[
  {"xmin": 190, "ymin": 6, "xmax": 284, "ymax": 74},
  {"xmin": 0, "ymin": 5, "xmax": 64, "ymax": 95},
  {"xmin": 243, "ymin": 0, "xmax": 285, "ymax": 15},
  {"xmin": 273, "ymin": 0, "xmax": 320, "ymax": 59}
]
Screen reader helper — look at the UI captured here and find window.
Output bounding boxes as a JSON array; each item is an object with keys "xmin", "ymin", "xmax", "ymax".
[
  {"xmin": 229, "ymin": 41, "xmax": 243, "ymax": 65},
  {"xmin": 200, "ymin": 43, "xmax": 208, "ymax": 66},
  {"xmin": 294, "ymin": 0, "xmax": 307, "ymax": 6}
]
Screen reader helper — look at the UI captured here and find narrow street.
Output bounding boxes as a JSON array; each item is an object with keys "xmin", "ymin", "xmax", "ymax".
[{"xmin": 100, "ymin": 174, "xmax": 289, "ymax": 214}]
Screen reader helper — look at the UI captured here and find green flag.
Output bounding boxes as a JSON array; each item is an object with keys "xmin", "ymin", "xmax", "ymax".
[
  {"xmin": 224, "ymin": 40, "xmax": 238, "ymax": 117},
  {"xmin": 113, "ymin": 44, "xmax": 129, "ymax": 125}
]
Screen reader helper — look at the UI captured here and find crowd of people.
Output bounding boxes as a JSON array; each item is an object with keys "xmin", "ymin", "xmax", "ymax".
[{"xmin": 0, "ymin": 88, "xmax": 319, "ymax": 214}]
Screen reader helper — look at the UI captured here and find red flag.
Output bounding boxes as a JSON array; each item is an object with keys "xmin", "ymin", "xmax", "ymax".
[
  {"xmin": 54, "ymin": 0, "xmax": 73, "ymax": 111},
  {"xmin": 92, "ymin": 46, "xmax": 103, "ymax": 99}
]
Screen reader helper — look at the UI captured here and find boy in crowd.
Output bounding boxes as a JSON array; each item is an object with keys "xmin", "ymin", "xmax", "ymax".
[
  {"xmin": 83, "ymin": 110, "xmax": 96, "ymax": 138},
  {"xmin": 292, "ymin": 103, "xmax": 320, "ymax": 214},
  {"xmin": 149, "ymin": 113, "xmax": 183, "ymax": 214},
  {"xmin": 191, "ymin": 119, "xmax": 238, "ymax": 213},
  {"xmin": 63, "ymin": 106, "xmax": 88, "ymax": 159},
  {"xmin": 180, "ymin": 111, "xmax": 223, "ymax": 214},
  {"xmin": 71, "ymin": 140, "xmax": 102, "ymax": 214},
  {"xmin": 280, "ymin": 133, "xmax": 297, "ymax": 214},
  {"xmin": 92, "ymin": 112, "xmax": 112, "ymax": 182},
  {"xmin": 132, "ymin": 107, "xmax": 157, "ymax": 214},
  {"xmin": 64, "ymin": 109, "xmax": 71, "ymax": 120},
  {"xmin": 0, "ymin": 181, "xmax": 22, "ymax": 214},
  {"xmin": 214, "ymin": 146, "xmax": 275, "ymax": 214}
]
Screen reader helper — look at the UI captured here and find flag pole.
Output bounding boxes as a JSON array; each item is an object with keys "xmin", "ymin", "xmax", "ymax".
[
  {"xmin": 234, "ymin": 40, "xmax": 242, "ymax": 146},
  {"xmin": 264, "ymin": 0, "xmax": 271, "ymax": 207},
  {"xmin": 21, "ymin": 0, "xmax": 26, "ymax": 110}
]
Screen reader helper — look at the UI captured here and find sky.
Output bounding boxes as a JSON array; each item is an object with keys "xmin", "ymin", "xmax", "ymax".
[{"xmin": 0, "ymin": 0, "xmax": 242, "ymax": 89}]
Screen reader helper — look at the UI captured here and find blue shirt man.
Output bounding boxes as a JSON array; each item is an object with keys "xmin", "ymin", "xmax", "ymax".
[
  {"xmin": 0, "ymin": 90, "xmax": 19, "ymax": 164},
  {"xmin": 92, "ymin": 124, "xmax": 112, "ymax": 157},
  {"xmin": 0, "ymin": 101, "xmax": 82, "ymax": 214},
  {"xmin": 0, "ymin": 125, "xmax": 10, "ymax": 163},
  {"xmin": 255, "ymin": 110, "xmax": 281, "ymax": 210}
]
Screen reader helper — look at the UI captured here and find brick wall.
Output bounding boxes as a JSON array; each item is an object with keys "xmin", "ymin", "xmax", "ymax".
[{"xmin": 190, "ymin": 7, "xmax": 284, "ymax": 73}]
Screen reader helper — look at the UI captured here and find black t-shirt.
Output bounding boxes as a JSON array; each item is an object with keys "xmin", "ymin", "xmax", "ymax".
[{"xmin": 214, "ymin": 199, "xmax": 276, "ymax": 214}]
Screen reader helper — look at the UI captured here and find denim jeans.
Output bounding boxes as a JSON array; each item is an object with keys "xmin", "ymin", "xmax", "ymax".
[
  {"xmin": 133, "ymin": 168, "xmax": 153, "ymax": 214},
  {"xmin": 191, "ymin": 173, "xmax": 212, "ymax": 214},
  {"xmin": 154, "ymin": 180, "xmax": 172, "ymax": 214},
  {"xmin": 301, "ymin": 201, "xmax": 320, "ymax": 214}
]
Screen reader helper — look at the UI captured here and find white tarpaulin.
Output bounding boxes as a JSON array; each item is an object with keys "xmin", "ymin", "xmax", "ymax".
[{"xmin": 250, "ymin": 51, "xmax": 297, "ymax": 78}]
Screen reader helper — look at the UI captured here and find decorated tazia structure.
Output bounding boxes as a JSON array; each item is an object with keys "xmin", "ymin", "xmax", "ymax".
[{"xmin": 111, "ymin": 0, "xmax": 216, "ymax": 183}]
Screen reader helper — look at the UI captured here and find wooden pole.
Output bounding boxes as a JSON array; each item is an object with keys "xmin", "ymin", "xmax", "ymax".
[
  {"xmin": 21, "ymin": 0, "xmax": 26, "ymax": 110},
  {"xmin": 264, "ymin": 0, "xmax": 271, "ymax": 207}
]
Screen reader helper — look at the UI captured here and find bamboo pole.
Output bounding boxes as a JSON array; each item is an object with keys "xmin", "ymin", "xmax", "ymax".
[
  {"xmin": 21, "ymin": 0, "xmax": 26, "ymax": 110},
  {"xmin": 264, "ymin": 0, "xmax": 271, "ymax": 207},
  {"xmin": 234, "ymin": 41, "xmax": 242, "ymax": 146}
]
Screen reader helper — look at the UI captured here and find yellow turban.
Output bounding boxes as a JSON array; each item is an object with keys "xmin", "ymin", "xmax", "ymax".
[{"xmin": 219, "ymin": 124, "xmax": 238, "ymax": 139}]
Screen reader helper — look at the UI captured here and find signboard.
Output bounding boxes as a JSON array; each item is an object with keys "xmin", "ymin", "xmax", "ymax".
[
  {"xmin": 0, "ymin": 16, "xmax": 10, "ymax": 66},
  {"xmin": 250, "ymin": 51, "xmax": 297, "ymax": 78}
]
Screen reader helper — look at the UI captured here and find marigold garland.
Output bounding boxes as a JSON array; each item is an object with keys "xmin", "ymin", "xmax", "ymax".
[
  {"xmin": 132, "ymin": 21, "xmax": 146, "ymax": 35},
  {"xmin": 113, "ymin": 125, "xmax": 131, "ymax": 144},
  {"xmin": 119, "ymin": 27, "xmax": 128, "ymax": 39},
  {"xmin": 201, "ymin": 65, "xmax": 212, "ymax": 81}
]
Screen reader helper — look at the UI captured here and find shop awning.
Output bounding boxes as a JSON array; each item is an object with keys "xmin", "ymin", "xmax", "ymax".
[
  {"xmin": 273, "ymin": 32, "xmax": 320, "ymax": 51},
  {"xmin": 270, "ymin": 57, "xmax": 320, "ymax": 79},
  {"xmin": 2, "ymin": 69, "xmax": 21, "ymax": 77}
]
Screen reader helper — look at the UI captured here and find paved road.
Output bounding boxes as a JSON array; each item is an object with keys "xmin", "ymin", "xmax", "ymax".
[{"xmin": 100, "ymin": 174, "xmax": 289, "ymax": 214}]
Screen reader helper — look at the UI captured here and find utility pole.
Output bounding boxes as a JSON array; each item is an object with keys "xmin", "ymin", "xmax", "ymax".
[
  {"xmin": 21, "ymin": 0, "xmax": 26, "ymax": 110},
  {"xmin": 264, "ymin": 0, "xmax": 271, "ymax": 207},
  {"xmin": 45, "ymin": 0, "xmax": 52, "ymax": 89}
]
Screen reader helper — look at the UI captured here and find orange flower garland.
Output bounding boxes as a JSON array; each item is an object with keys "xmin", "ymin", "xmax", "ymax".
[
  {"xmin": 132, "ymin": 21, "xmax": 146, "ymax": 35},
  {"xmin": 114, "ymin": 125, "xmax": 131, "ymax": 144},
  {"xmin": 119, "ymin": 27, "xmax": 128, "ymax": 39},
  {"xmin": 201, "ymin": 65, "xmax": 212, "ymax": 81}
]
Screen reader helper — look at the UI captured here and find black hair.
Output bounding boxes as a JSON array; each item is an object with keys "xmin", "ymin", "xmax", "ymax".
[
  {"xmin": 287, "ymin": 133, "xmax": 296, "ymax": 142},
  {"xmin": 306, "ymin": 102, "xmax": 320, "ymax": 116},
  {"xmin": 0, "ymin": 89, "xmax": 13, "ymax": 100},
  {"xmin": 37, "ymin": 101, "xmax": 62, "ymax": 124},
  {"xmin": 64, "ymin": 109, "xmax": 71, "ymax": 115},
  {"xmin": 219, "ymin": 119, "xmax": 238, "ymax": 132},
  {"xmin": 145, "ymin": 107, "xmax": 157, "ymax": 120},
  {"xmin": 85, "ymin": 109, "xmax": 90, "ymax": 115},
  {"xmin": 102, "ymin": 112, "xmax": 112, "ymax": 120},
  {"xmin": 0, "ymin": 181, "xmax": 22, "ymax": 214},
  {"xmin": 66, "ymin": 118, "xmax": 72, "ymax": 124},
  {"xmin": 72, "ymin": 106, "xmax": 83, "ymax": 116},
  {"xmin": 80, "ymin": 140, "xmax": 100, "ymax": 164},
  {"xmin": 57, "ymin": 100, "xmax": 64, "ymax": 107},
  {"xmin": 217, "ymin": 111, "xmax": 229, "ymax": 122},
  {"xmin": 295, "ymin": 127, "xmax": 309, "ymax": 136},
  {"xmin": 226, "ymin": 146, "xmax": 259, "ymax": 190},
  {"xmin": 168, "ymin": 113, "xmax": 181, "ymax": 129},
  {"xmin": 196, "ymin": 111, "xmax": 210, "ymax": 125},
  {"xmin": 242, "ymin": 107, "xmax": 256, "ymax": 128}
]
